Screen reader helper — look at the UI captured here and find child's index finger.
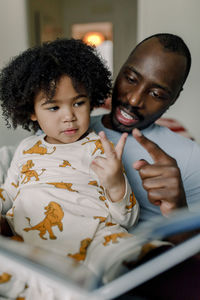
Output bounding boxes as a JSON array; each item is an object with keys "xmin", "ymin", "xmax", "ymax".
[
  {"xmin": 98, "ymin": 131, "xmax": 116, "ymax": 160},
  {"xmin": 115, "ymin": 132, "xmax": 128, "ymax": 159}
]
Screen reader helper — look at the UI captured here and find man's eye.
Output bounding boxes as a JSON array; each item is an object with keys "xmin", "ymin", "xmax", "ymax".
[
  {"xmin": 150, "ymin": 91, "xmax": 167, "ymax": 100},
  {"xmin": 48, "ymin": 106, "xmax": 59, "ymax": 111},
  {"xmin": 152, "ymin": 92, "xmax": 160, "ymax": 98},
  {"xmin": 125, "ymin": 75, "xmax": 137, "ymax": 84}
]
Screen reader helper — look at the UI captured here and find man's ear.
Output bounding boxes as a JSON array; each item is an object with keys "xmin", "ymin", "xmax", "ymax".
[{"xmin": 30, "ymin": 113, "xmax": 37, "ymax": 121}]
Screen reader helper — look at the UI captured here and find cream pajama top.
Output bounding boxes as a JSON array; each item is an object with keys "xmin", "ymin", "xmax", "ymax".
[{"xmin": 0, "ymin": 131, "xmax": 139, "ymax": 265}]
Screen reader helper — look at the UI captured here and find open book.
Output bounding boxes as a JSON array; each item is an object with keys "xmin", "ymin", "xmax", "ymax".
[{"xmin": 0, "ymin": 206, "xmax": 199, "ymax": 300}]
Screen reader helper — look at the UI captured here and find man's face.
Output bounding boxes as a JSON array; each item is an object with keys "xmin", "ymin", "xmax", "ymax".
[{"xmin": 110, "ymin": 38, "xmax": 187, "ymax": 132}]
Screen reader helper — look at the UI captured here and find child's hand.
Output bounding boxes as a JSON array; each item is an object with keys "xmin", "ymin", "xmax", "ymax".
[{"xmin": 91, "ymin": 131, "xmax": 128, "ymax": 202}]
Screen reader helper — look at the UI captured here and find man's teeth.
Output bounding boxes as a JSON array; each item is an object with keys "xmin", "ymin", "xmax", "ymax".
[{"xmin": 121, "ymin": 110, "xmax": 133, "ymax": 120}]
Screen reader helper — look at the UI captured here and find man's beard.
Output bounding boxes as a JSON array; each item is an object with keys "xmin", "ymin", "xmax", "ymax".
[{"xmin": 110, "ymin": 101, "xmax": 168, "ymax": 133}]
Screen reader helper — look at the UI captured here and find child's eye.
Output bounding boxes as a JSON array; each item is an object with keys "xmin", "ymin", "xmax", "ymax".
[
  {"xmin": 74, "ymin": 101, "xmax": 85, "ymax": 107},
  {"xmin": 48, "ymin": 106, "xmax": 59, "ymax": 111}
]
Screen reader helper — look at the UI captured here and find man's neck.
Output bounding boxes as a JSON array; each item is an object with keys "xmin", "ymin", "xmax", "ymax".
[{"xmin": 102, "ymin": 113, "xmax": 113, "ymax": 129}]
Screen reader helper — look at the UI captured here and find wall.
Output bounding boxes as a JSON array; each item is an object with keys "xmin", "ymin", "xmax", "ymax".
[
  {"xmin": 27, "ymin": 0, "xmax": 64, "ymax": 46},
  {"xmin": 137, "ymin": 0, "xmax": 200, "ymax": 144},
  {"xmin": 0, "ymin": 0, "xmax": 31, "ymax": 146},
  {"xmin": 61, "ymin": 0, "xmax": 137, "ymax": 79}
]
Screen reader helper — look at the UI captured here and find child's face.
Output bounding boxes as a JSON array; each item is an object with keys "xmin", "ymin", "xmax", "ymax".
[{"xmin": 31, "ymin": 76, "xmax": 91, "ymax": 144}]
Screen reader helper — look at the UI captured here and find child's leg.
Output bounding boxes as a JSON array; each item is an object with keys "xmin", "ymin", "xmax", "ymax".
[
  {"xmin": 84, "ymin": 230, "xmax": 140, "ymax": 282},
  {"xmin": 0, "ymin": 265, "xmax": 57, "ymax": 300},
  {"xmin": 84, "ymin": 230, "xmax": 172, "ymax": 283}
]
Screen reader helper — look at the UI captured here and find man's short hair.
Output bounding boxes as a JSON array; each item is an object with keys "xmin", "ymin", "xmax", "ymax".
[{"xmin": 131, "ymin": 33, "xmax": 191, "ymax": 84}]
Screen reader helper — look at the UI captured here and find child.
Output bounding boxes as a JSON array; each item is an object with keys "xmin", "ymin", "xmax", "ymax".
[{"xmin": 0, "ymin": 38, "xmax": 140, "ymax": 299}]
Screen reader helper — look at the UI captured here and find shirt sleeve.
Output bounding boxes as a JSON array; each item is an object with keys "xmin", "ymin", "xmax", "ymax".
[
  {"xmin": 87, "ymin": 131, "xmax": 140, "ymax": 229},
  {"xmin": 105, "ymin": 174, "xmax": 140, "ymax": 229},
  {"xmin": 182, "ymin": 142, "xmax": 200, "ymax": 211}
]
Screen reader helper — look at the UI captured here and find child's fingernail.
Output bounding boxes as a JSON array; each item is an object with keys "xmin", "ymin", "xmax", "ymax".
[{"xmin": 133, "ymin": 128, "xmax": 142, "ymax": 137}]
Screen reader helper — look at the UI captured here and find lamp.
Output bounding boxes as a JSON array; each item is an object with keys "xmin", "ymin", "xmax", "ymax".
[{"xmin": 83, "ymin": 32, "xmax": 105, "ymax": 47}]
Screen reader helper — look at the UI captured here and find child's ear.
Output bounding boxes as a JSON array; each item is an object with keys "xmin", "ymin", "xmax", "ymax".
[{"xmin": 30, "ymin": 113, "xmax": 37, "ymax": 121}]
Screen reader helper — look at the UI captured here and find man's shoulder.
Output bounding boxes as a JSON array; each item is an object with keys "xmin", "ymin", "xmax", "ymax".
[
  {"xmin": 144, "ymin": 123, "xmax": 199, "ymax": 155},
  {"xmin": 144, "ymin": 123, "xmax": 193, "ymax": 142},
  {"xmin": 90, "ymin": 114, "xmax": 103, "ymax": 126}
]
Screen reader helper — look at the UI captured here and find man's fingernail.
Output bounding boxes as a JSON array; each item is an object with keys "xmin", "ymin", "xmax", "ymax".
[{"xmin": 133, "ymin": 128, "xmax": 142, "ymax": 137}]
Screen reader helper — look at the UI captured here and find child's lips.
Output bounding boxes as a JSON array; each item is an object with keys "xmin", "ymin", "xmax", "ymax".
[{"xmin": 63, "ymin": 128, "xmax": 77, "ymax": 135}]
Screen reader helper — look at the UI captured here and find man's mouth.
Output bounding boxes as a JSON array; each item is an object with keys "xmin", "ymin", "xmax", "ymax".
[{"xmin": 115, "ymin": 107, "xmax": 139, "ymax": 126}]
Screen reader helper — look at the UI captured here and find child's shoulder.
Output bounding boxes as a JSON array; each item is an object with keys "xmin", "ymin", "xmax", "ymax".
[
  {"xmin": 17, "ymin": 134, "xmax": 44, "ymax": 147},
  {"xmin": 15, "ymin": 135, "xmax": 46, "ymax": 156}
]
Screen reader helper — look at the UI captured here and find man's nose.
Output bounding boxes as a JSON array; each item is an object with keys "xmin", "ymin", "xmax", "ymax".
[{"xmin": 127, "ymin": 88, "xmax": 144, "ymax": 107}]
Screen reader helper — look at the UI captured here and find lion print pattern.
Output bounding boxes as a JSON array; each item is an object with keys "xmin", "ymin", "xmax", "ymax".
[
  {"xmin": 126, "ymin": 192, "xmax": 137, "ymax": 210},
  {"xmin": 82, "ymin": 139, "xmax": 104, "ymax": 155},
  {"xmin": 23, "ymin": 201, "xmax": 64, "ymax": 240},
  {"xmin": 11, "ymin": 235, "xmax": 24, "ymax": 242},
  {"xmin": 93, "ymin": 217, "xmax": 116, "ymax": 227},
  {"xmin": 103, "ymin": 232, "xmax": 131, "ymax": 246},
  {"xmin": 93, "ymin": 216, "xmax": 107, "ymax": 223},
  {"xmin": 0, "ymin": 272, "xmax": 12, "ymax": 284},
  {"xmin": 88, "ymin": 180, "xmax": 99, "ymax": 187},
  {"xmin": 68, "ymin": 238, "xmax": 92, "ymax": 261},
  {"xmin": 23, "ymin": 140, "xmax": 56, "ymax": 155},
  {"xmin": 21, "ymin": 160, "xmax": 46, "ymax": 184},
  {"xmin": 88, "ymin": 181, "xmax": 106, "ymax": 202},
  {"xmin": 0, "ymin": 188, "xmax": 5, "ymax": 201},
  {"xmin": 59, "ymin": 160, "xmax": 76, "ymax": 170},
  {"xmin": 11, "ymin": 181, "xmax": 19, "ymax": 188},
  {"xmin": 47, "ymin": 182, "xmax": 78, "ymax": 192},
  {"xmin": 105, "ymin": 222, "xmax": 116, "ymax": 226}
]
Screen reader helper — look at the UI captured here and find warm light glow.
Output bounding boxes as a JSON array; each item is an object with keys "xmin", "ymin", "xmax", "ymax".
[{"xmin": 83, "ymin": 32, "xmax": 105, "ymax": 46}]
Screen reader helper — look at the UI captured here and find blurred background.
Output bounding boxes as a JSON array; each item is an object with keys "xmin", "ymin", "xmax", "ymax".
[{"xmin": 0, "ymin": 0, "xmax": 199, "ymax": 146}]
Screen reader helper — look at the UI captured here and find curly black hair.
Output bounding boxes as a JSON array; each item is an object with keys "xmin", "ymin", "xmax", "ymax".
[{"xmin": 0, "ymin": 38, "xmax": 112, "ymax": 132}]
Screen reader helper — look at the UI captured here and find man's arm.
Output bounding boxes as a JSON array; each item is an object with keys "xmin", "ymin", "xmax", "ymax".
[{"xmin": 132, "ymin": 129, "xmax": 187, "ymax": 216}]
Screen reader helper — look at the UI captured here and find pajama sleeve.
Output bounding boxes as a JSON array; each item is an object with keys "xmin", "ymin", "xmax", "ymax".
[{"xmin": 105, "ymin": 174, "xmax": 139, "ymax": 229}]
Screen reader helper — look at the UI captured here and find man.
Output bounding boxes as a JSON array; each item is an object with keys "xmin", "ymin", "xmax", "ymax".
[{"xmin": 91, "ymin": 33, "xmax": 200, "ymax": 222}]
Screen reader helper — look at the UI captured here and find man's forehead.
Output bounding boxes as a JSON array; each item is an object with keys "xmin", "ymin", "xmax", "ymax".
[
  {"xmin": 128, "ymin": 38, "xmax": 186, "ymax": 65},
  {"xmin": 120, "ymin": 39, "xmax": 187, "ymax": 96},
  {"xmin": 125, "ymin": 39, "xmax": 186, "ymax": 76},
  {"xmin": 128, "ymin": 38, "xmax": 167, "ymax": 62}
]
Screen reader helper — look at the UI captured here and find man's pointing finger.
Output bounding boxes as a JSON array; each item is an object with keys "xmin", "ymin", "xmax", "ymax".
[{"xmin": 132, "ymin": 128, "xmax": 174, "ymax": 163}]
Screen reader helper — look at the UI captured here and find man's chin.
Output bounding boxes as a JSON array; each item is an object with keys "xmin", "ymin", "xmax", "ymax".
[
  {"xmin": 111, "ymin": 117, "xmax": 137, "ymax": 133},
  {"xmin": 111, "ymin": 117, "xmax": 154, "ymax": 133}
]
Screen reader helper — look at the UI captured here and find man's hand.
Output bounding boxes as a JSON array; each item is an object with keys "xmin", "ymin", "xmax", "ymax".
[
  {"xmin": 91, "ymin": 131, "xmax": 128, "ymax": 202},
  {"xmin": 132, "ymin": 128, "xmax": 187, "ymax": 216}
]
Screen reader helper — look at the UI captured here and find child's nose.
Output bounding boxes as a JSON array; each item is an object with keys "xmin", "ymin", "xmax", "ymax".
[{"xmin": 62, "ymin": 108, "xmax": 75, "ymax": 122}]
